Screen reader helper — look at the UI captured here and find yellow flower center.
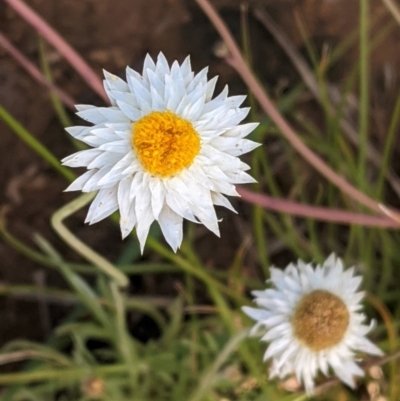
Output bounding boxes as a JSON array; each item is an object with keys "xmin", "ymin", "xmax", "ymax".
[
  {"xmin": 132, "ymin": 111, "xmax": 201, "ymax": 177},
  {"xmin": 292, "ymin": 290, "xmax": 349, "ymax": 351}
]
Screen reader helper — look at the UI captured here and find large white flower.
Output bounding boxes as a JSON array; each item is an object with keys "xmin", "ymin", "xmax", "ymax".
[
  {"xmin": 242, "ymin": 254, "xmax": 383, "ymax": 394},
  {"xmin": 62, "ymin": 52, "xmax": 259, "ymax": 252}
]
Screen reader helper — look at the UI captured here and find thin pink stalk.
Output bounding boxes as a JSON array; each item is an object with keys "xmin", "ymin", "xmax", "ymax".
[
  {"xmin": 195, "ymin": 0, "xmax": 400, "ymax": 223},
  {"xmin": 238, "ymin": 188, "xmax": 399, "ymax": 228},
  {"xmin": 0, "ymin": 32, "xmax": 75, "ymax": 109},
  {"xmin": 3, "ymin": 0, "xmax": 108, "ymax": 103}
]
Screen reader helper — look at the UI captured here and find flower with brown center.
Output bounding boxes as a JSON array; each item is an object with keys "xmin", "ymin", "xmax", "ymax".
[{"xmin": 242, "ymin": 254, "xmax": 383, "ymax": 394}]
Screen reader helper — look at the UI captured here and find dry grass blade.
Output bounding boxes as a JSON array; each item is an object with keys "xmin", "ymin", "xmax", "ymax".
[
  {"xmin": 3, "ymin": 0, "xmax": 108, "ymax": 103},
  {"xmin": 0, "ymin": 31, "xmax": 75, "ymax": 109},
  {"xmin": 238, "ymin": 188, "xmax": 400, "ymax": 228},
  {"xmin": 381, "ymin": 0, "xmax": 400, "ymax": 25}
]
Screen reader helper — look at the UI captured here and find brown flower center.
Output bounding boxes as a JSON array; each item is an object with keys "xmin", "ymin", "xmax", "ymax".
[{"xmin": 292, "ymin": 290, "xmax": 349, "ymax": 351}]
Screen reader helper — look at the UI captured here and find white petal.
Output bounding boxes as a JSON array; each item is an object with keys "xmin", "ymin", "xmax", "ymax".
[
  {"xmin": 103, "ymin": 70, "xmax": 129, "ymax": 92},
  {"xmin": 130, "ymin": 171, "xmax": 145, "ymax": 200},
  {"xmin": 87, "ymin": 151, "xmax": 121, "ymax": 169},
  {"xmin": 104, "ymin": 86, "xmax": 117, "ymax": 106},
  {"xmin": 165, "ymin": 190, "xmax": 198, "ymax": 223},
  {"xmin": 82, "ymin": 168, "xmax": 113, "ymax": 192},
  {"xmin": 174, "ymin": 94, "xmax": 191, "ymax": 116},
  {"xmin": 225, "ymin": 95, "xmax": 246, "ymax": 108},
  {"xmin": 224, "ymin": 170, "xmax": 257, "ymax": 184},
  {"xmin": 116, "ymin": 100, "xmax": 142, "ymax": 121},
  {"xmin": 65, "ymin": 126, "xmax": 90, "ymax": 139},
  {"xmin": 149, "ymin": 178, "xmax": 166, "ymax": 219},
  {"xmin": 135, "ymin": 202, "xmax": 154, "ymax": 254},
  {"xmin": 150, "ymin": 86, "xmax": 166, "ymax": 111},
  {"xmin": 147, "ymin": 69, "xmax": 165, "ymax": 99},
  {"xmin": 187, "ymin": 67, "xmax": 208, "ymax": 94},
  {"xmin": 201, "ymin": 85, "xmax": 228, "ymax": 114},
  {"xmin": 221, "ymin": 108, "xmax": 251, "ymax": 128},
  {"xmin": 225, "ymin": 139, "xmax": 261, "ymax": 156},
  {"xmin": 90, "ymin": 128, "xmax": 118, "ymax": 142},
  {"xmin": 211, "ymin": 191, "xmax": 237, "ymax": 213},
  {"xmin": 158, "ymin": 205, "xmax": 183, "ymax": 252},
  {"xmin": 128, "ymin": 75, "xmax": 151, "ymax": 105},
  {"xmin": 190, "ymin": 202, "xmax": 220, "ymax": 237},
  {"xmin": 200, "ymin": 144, "xmax": 243, "ymax": 171},
  {"xmin": 134, "ymin": 89, "xmax": 152, "ymax": 115},
  {"xmin": 107, "ymin": 90, "xmax": 139, "ymax": 108},
  {"xmin": 242, "ymin": 306, "xmax": 272, "ymax": 321},
  {"xmin": 76, "ymin": 106, "xmax": 108, "ymax": 124},
  {"xmin": 77, "ymin": 107, "xmax": 129, "ymax": 124},
  {"xmin": 155, "ymin": 52, "xmax": 170, "ymax": 78},
  {"xmin": 97, "ymin": 154, "xmax": 133, "ymax": 185},
  {"xmin": 135, "ymin": 175, "xmax": 155, "ymax": 253},
  {"xmin": 62, "ymin": 149, "xmax": 103, "ymax": 167},
  {"xmin": 65, "ymin": 170, "xmax": 97, "ymax": 192},
  {"xmin": 170, "ymin": 60, "xmax": 184, "ymax": 83},
  {"xmin": 118, "ymin": 176, "xmax": 132, "ymax": 219},
  {"xmin": 205, "ymin": 75, "xmax": 218, "ymax": 102},
  {"xmin": 142, "ymin": 54, "xmax": 157, "ymax": 80},
  {"xmin": 180, "ymin": 55, "xmax": 193, "ymax": 86},
  {"xmin": 181, "ymin": 94, "xmax": 205, "ymax": 121},
  {"xmin": 118, "ymin": 177, "xmax": 136, "ymax": 238},
  {"xmin": 165, "ymin": 74, "xmax": 185, "ymax": 112},
  {"xmin": 224, "ymin": 122, "xmax": 259, "ymax": 138},
  {"xmin": 99, "ymin": 140, "xmax": 130, "ymax": 153},
  {"xmin": 86, "ymin": 186, "xmax": 119, "ymax": 224}
]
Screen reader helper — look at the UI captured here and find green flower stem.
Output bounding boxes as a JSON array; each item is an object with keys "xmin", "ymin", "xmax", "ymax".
[
  {"xmin": 0, "ymin": 106, "xmax": 75, "ymax": 182},
  {"xmin": 146, "ymin": 237, "xmax": 248, "ymax": 305},
  {"xmin": 51, "ymin": 193, "xmax": 129, "ymax": 287}
]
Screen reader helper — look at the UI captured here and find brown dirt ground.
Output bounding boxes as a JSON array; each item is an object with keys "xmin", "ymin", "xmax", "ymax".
[{"xmin": 1, "ymin": 0, "xmax": 400, "ymax": 346}]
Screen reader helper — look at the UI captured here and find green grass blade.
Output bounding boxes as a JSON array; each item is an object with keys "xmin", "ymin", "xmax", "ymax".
[{"xmin": 0, "ymin": 106, "xmax": 75, "ymax": 182}]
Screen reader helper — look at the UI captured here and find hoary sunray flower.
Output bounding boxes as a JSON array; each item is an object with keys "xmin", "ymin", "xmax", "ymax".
[
  {"xmin": 242, "ymin": 254, "xmax": 383, "ymax": 394},
  {"xmin": 62, "ymin": 53, "xmax": 259, "ymax": 252}
]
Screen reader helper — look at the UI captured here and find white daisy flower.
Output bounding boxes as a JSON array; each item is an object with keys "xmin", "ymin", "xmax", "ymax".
[
  {"xmin": 62, "ymin": 52, "xmax": 259, "ymax": 252},
  {"xmin": 242, "ymin": 254, "xmax": 383, "ymax": 394}
]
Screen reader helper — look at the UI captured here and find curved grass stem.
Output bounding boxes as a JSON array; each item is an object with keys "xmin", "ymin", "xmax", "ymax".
[{"xmin": 51, "ymin": 193, "xmax": 129, "ymax": 287}]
